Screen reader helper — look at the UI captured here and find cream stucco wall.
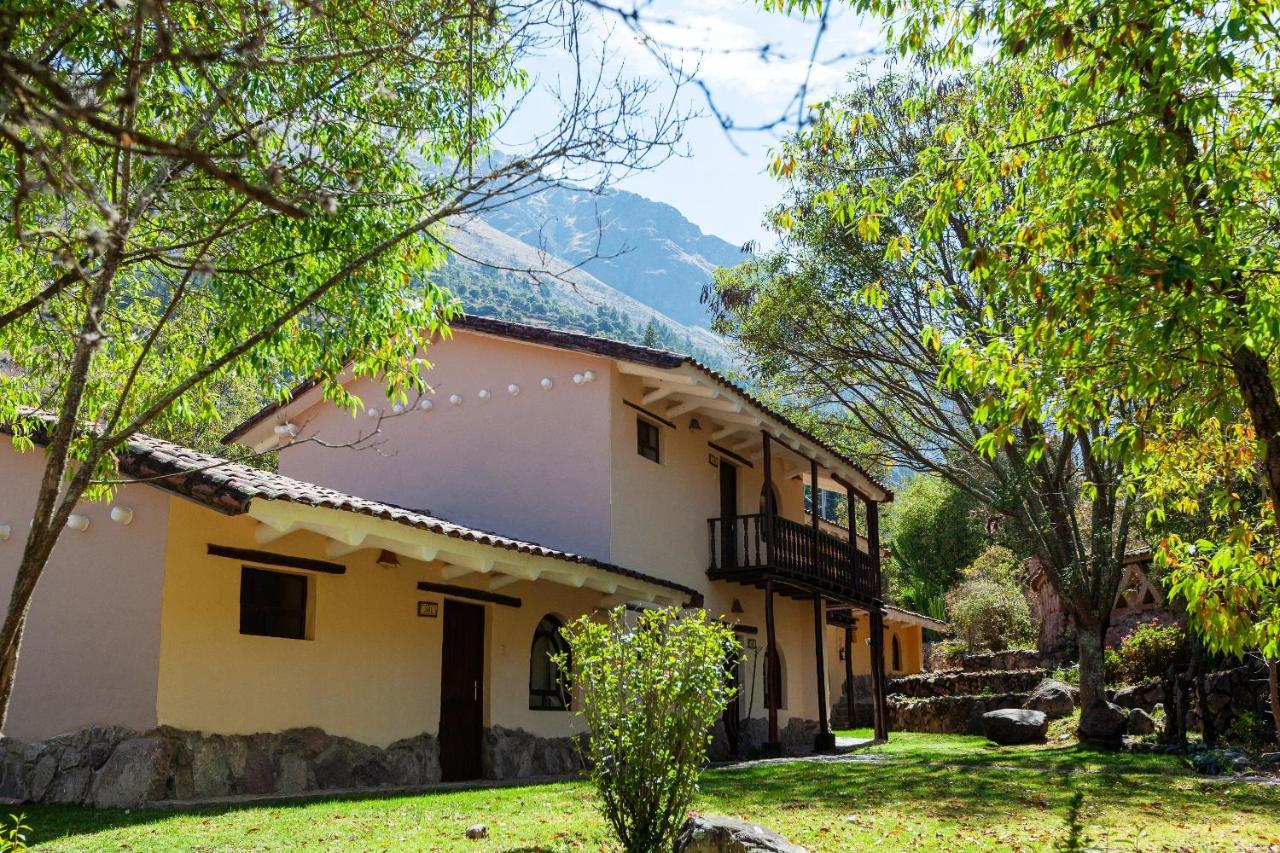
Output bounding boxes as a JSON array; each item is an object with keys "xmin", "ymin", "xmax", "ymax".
[
  {"xmin": 605, "ymin": 369, "xmax": 827, "ymax": 723},
  {"xmin": 156, "ymin": 498, "xmax": 610, "ymax": 746},
  {"xmin": 825, "ymin": 616, "xmax": 925, "ymax": 716},
  {"xmin": 0, "ymin": 444, "xmax": 170, "ymax": 740},
  {"xmin": 276, "ymin": 331, "xmax": 616, "ymax": 561}
]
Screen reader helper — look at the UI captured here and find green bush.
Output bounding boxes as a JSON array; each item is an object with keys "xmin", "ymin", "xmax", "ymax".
[
  {"xmin": 555, "ymin": 607, "xmax": 739, "ymax": 853},
  {"xmin": 945, "ymin": 575, "xmax": 1035, "ymax": 652},
  {"xmin": 1111, "ymin": 621, "xmax": 1188, "ymax": 684},
  {"xmin": 1228, "ymin": 711, "xmax": 1265, "ymax": 754},
  {"xmin": 962, "ymin": 545, "xmax": 1022, "ymax": 586}
]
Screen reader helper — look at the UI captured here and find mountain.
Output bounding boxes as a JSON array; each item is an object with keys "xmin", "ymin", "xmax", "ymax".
[
  {"xmin": 475, "ymin": 184, "xmax": 746, "ymax": 328},
  {"xmin": 430, "ymin": 219, "xmax": 735, "ymax": 370}
]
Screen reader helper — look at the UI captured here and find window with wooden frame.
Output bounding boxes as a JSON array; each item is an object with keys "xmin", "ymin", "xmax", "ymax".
[
  {"xmin": 636, "ymin": 416, "xmax": 661, "ymax": 463},
  {"xmin": 240, "ymin": 566, "xmax": 309, "ymax": 640}
]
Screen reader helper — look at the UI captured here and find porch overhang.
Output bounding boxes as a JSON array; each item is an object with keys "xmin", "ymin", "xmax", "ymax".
[{"xmin": 246, "ymin": 499, "xmax": 696, "ymax": 608}]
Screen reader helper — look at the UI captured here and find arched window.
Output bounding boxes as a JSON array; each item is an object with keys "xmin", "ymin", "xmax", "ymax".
[
  {"xmin": 763, "ymin": 645, "xmax": 787, "ymax": 710},
  {"xmin": 529, "ymin": 615, "xmax": 571, "ymax": 710},
  {"xmin": 891, "ymin": 634, "xmax": 902, "ymax": 672}
]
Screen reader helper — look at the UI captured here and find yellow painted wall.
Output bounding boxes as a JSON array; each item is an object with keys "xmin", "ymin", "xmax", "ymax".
[{"xmin": 157, "ymin": 499, "xmax": 609, "ymax": 746}]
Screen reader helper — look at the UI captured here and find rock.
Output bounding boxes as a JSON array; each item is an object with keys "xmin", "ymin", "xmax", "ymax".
[
  {"xmin": 274, "ymin": 752, "xmax": 311, "ymax": 794},
  {"xmin": 1258, "ymin": 752, "xmax": 1280, "ymax": 769},
  {"xmin": 483, "ymin": 726, "xmax": 579, "ymax": 779},
  {"xmin": 45, "ymin": 766, "xmax": 91, "ymax": 804},
  {"xmin": 1078, "ymin": 700, "xmax": 1128, "ymax": 749},
  {"xmin": 90, "ymin": 736, "xmax": 171, "ymax": 807},
  {"xmin": 675, "ymin": 815, "xmax": 808, "ymax": 853},
  {"xmin": 1207, "ymin": 692, "xmax": 1232, "ymax": 714},
  {"xmin": 981, "ymin": 709, "xmax": 1049, "ymax": 745},
  {"xmin": 464, "ymin": 824, "xmax": 488, "ymax": 840},
  {"xmin": 1112, "ymin": 682, "xmax": 1163, "ymax": 712},
  {"xmin": 28, "ymin": 752, "xmax": 59, "ymax": 801},
  {"xmin": 1126, "ymin": 708, "xmax": 1156, "ymax": 736},
  {"xmin": 1024, "ymin": 680, "xmax": 1077, "ymax": 719}
]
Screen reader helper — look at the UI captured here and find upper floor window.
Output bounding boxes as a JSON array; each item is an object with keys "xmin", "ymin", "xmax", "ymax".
[
  {"xmin": 636, "ymin": 417, "xmax": 661, "ymax": 463},
  {"xmin": 240, "ymin": 567, "xmax": 308, "ymax": 640},
  {"xmin": 530, "ymin": 615, "xmax": 571, "ymax": 710}
]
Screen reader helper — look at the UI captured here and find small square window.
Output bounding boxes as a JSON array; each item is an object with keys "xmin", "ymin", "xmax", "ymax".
[
  {"xmin": 240, "ymin": 567, "xmax": 308, "ymax": 640},
  {"xmin": 637, "ymin": 417, "xmax": 661, "ymax": 463}
]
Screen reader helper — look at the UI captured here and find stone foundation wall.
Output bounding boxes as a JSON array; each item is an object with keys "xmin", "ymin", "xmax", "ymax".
[
  {"xmin": 708, "ymin": 717, "xmax": 823, "ymax": 761},
  {"xmin": 0, "ymin": 724, "xmax": 579, "ymax": 808},
  {"xmin": 888, "ymin": 693, "xmax": 1032, "ymax": 734},
  {"xmin": 961, "ymin": 650, "xmax": 1054, "ymax": 672},
  {"xmin": 888, "ymin": 669, "xmax": 1047, "ymax": 699}
]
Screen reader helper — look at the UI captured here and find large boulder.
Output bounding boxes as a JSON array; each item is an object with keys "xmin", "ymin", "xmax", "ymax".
[
  {"xmin": 1078, "ymin": 700, "xmax": 1127, "ymax": 749},
  {"xmin": 675, "ymin": 815, "xmax": 808, "ymax": 853},
  {"xmin": 981, "ymin": 709, "xmax": 1049, "ymax": 745},
  {"xmin": 1126, "ymin": 708, "xmax": 1157, "ymax": 736},
  {"xmin": 1024, "ymin": 680, "xmax": 1078, "ymax": 719},
  {"xmin": 90, "ymin": 736, "xmax": 172, "ymax": 808}
]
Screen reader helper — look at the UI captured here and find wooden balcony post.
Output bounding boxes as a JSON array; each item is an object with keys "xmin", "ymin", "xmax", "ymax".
[
  {"xmin": 865, "ymin": 495, "xmax": 882, "ymax": 597},
  {"xmin": 761, "ymin": 430, "xmax": 774, "ymax": 566},
  {"xmin": 844, "ymin": 619, "xmax": 856, "ymax": 729},
  {"xmin": 810, "ymin": 458, "xmax": 835, "ymax": 751},
  {"xmin": 869, "ymin": 607, "xmax": 889, "ymax": 741},
  {"xmin": 764, "ymin": 578, "xmax": 781, "ymax": 754}
]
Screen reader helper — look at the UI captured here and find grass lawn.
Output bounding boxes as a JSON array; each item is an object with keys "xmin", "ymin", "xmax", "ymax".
[{"xmin": 16, "ymin": 729, "xmax": 1280, "ymax": 851}]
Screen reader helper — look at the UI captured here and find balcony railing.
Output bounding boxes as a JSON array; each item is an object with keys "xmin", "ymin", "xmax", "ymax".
[{"xmin": 707, "ymin": 513, "xmax": 879, "ymax": 602}]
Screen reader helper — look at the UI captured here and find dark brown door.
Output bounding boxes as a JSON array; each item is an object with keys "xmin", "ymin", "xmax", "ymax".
[
  {"xmin": 439, "ymin": 599, "xmax": 485, "ymax": 781},
  {"xmin": 723, "ymin": 650, "xmax": 742, "ymax": 756},
  {"xmin": 719, "ymin": 460, "xmax": 738, "ymax": 569}
]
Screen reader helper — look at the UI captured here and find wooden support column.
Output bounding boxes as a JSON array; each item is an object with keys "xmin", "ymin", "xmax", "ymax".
[
  {"xmin": 764, "ymin": 578, "xmax": 781, "ymax": 754},
  {"xmin": 865, "ymin": 496, "xmax": 889, "ymax": 740},
  {"xmin": 810, "ymin": 458, "xmax": 835, "ymax": 751},
  {"xmin": 869, "ymin": 607, "xmax": 888, "ymax": 740},
  {"xmin": 761, "ymin": 430, "xmax": 775, "ymax": 565},
  {"xmin": 843, "ymin": 620, "xmax": 856, "ymax": 729}
]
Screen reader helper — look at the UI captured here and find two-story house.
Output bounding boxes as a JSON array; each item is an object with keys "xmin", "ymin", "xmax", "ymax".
[{"xmin": 0, "ymin": 317, "xmax": 937, "ymax": 806}]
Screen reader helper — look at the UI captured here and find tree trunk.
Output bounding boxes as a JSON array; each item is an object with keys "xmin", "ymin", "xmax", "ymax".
[
  {"xmin": 1269, "ymin": 658, "xmax": 1280, "ymax": 745},
  {"xmin": 1076, "ymin": 626, "xmax": 1107, "ymax": 719},
  {"xmin": 0, "ymin": 528, "xmax": 63, "ymax": 729},
  {"xmin": 1232, "ymin": 347, "xmax": 1280, "ymax": 524}
]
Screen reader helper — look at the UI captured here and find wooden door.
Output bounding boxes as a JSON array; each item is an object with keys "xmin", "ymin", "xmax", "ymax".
[
  {"xmin": 719, "ymin": 460, "xmax": 738, "ymax": 569},
  {"xmin": 439, "ymin": 599, "xmax": 485, "ymax": 781},
  {"xmin": 723, "ymin": 650, "xmax": 742, "ymax": 756}
]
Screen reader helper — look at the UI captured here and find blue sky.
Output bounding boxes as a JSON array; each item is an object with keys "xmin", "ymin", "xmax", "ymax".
[{"xmin": 585, "ymin": 1, "xmax": 887, "ymax": 247}]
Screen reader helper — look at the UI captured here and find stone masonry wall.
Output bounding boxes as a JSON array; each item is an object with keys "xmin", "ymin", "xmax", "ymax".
[
  {"xmin": 889, "ymin": 694, "xmax": 1032, "ymax": 734},
  {"xmin": 0, "ymin": 724, "xmax": 578, "ymax": 808},
  {"xmin": 888, "ymin": 669, "xmax": 1047, "ymax": 699}
]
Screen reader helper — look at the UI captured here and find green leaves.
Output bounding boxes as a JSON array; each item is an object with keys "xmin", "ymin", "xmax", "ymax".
[{"xmin": 555, "ymin": 608, "xmax": 739, "ymax": 853}]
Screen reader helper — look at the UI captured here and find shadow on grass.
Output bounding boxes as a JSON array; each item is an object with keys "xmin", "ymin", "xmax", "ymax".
[{"xmin": 20, "ymin": 777, "xmax": 587, "ymax": 847}]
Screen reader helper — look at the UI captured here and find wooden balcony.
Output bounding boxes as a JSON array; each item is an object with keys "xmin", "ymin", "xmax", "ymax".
[{"xmin": 707, "ymin": 513, "xmax": 880, "ymax": 604}]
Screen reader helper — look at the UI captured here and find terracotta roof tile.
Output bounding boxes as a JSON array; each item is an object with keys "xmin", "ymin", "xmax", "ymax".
[{"xmin": 115, "ymin": 434, "xmax": 700, "ymax": 601}]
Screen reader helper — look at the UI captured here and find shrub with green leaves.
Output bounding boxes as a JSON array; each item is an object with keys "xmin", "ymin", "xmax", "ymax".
[
  {"xmin": 554, "ymin": 607, "xmax": 739, "ymax": 853},
  {"xmin": 1111, "ymin": 622, "xmax": 1188, "ymax": 685},
  {"xmin": 945, "ymin": 576, "xmax": 1035, "ymax": 653}
]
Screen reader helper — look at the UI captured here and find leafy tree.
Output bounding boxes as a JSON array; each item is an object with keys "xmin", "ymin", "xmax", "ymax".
[
  {"xmin": 706, "ymin": 68, "xmax": 1140, "ymax": 730},
  {"xmin": 554, "ymin": 607, "xmax": 739, "ymax": 853},
  {"xmin": 1145, "ymin": 417, "xmax": 1280, "ymax": 737},
  {"xmin": 886, "ymin": 473, "xmax": 984, "ymax": 610},
  {"xmin": 0, "ymin": 0, "xmax": 675, "ymax": 727},
  {"xmin": 777, "ymin": 0, "xmax": 1280, "ymax": 740}
]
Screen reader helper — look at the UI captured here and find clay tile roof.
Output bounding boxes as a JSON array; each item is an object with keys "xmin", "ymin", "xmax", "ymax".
[
  {"xmin": 222, "ymin": 314, "xmax": 893, "ymax": 501},
  {"xmin": 114, "ymin": 433, "xmax": 700, "ymax": 601}
]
